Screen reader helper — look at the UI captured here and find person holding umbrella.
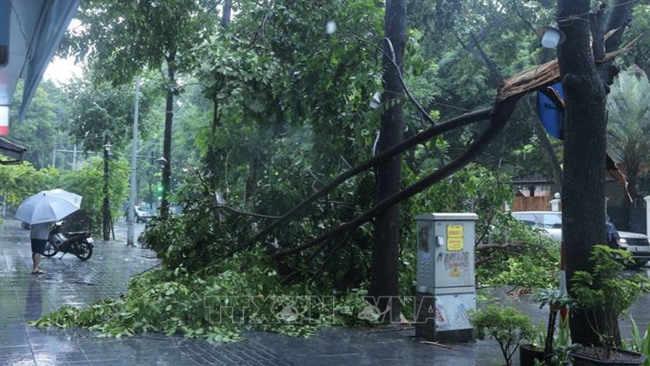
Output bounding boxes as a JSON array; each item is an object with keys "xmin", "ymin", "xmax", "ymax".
[
  {"xmin": 15, "ymin": 189, "xmax": 83, "ymax": 274},
  {"xmin": 30, "ymin": 221, "xmax": 51, "ymax": 274}
]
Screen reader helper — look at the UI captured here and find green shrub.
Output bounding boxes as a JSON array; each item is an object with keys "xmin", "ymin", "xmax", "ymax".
[
  {"xmin": 469, "ymin": 305, "xmax": 535, "ymax": 366},
  {"xmin": 570, "ymin": 245, "xmax": 650, "ymax": 358}
]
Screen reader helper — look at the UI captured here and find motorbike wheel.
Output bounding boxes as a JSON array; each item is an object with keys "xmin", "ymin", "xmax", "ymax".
[
  {"xmin": 75, "ymin": 241, "xmax": 93, "ymax": 261},
  {"xmin": 43, "ymin": 242, "xmax": 58, "ymax": 257}
]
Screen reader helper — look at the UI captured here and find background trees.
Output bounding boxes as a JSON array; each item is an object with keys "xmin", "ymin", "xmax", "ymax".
[
  {"xmin": 8, "ymin": 80, "xmax": 72, "ymax": 169},
  {"xmin": 62, "ymin": 0, "xmax": 219, "ymax": 215},
  {"xmin": 61, "ymin": 76, "xmax": 158, "ymax": 153},
  {"xmin": 4, "ymin": 0, "xmax": 650, "ymax": 343},
  {"xmin": 607, "ymin": 69, "xmax": 650, "ymax": 201}
]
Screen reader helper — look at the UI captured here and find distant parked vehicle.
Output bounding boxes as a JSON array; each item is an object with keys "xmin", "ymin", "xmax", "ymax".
[
  {"xmin": 512, "ymin": 211, "xmax": 650, "ymax": 269},
  {"xmin": 134, "ymin": 206, "xmax": 157, "ymax": 223},
  {"xmin": 169, "ymin": 204, "xmax": 184, "ymax": 216}
]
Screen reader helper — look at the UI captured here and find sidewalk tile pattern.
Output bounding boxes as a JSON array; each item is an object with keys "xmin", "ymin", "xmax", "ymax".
[{"xmin": 6, "ymin": 218, "xmax": 649, "ymax": 365}]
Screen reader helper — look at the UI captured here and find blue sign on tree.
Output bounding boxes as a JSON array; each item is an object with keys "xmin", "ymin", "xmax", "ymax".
[{"xmin": 536, "ymin": 82, "xmax": 564, "ymax": 140}]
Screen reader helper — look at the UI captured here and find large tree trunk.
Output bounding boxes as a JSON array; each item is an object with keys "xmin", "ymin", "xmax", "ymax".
[
  {"xmin": 369, "ymin": 0, "xmax": 405, "ymax": 322},
  {"xmin": 161, "ymin": 61, "xmax": 175, "ymax": 218},
  {"xmin": 557, "ymin": 0, "xmax": 610, "ymax": 346}
]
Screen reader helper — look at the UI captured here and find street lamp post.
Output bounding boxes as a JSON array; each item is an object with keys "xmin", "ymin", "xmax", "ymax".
[{"xmin": 102, "ymin": 142, "xmax": 112, "ymax": 241}]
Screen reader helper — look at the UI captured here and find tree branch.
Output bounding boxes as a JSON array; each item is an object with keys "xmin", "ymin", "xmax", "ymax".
[
  {"xmin": 252, "ymin": 107, "xmax": 490, "ymax": 244},
  {"xmin": 476, "ymin": 242, "xmax": 524, "ymax": 250},
  {"xmin": 274, "ymin": 94, "xmax": 522, "ymax": 259},
  {"xmin": 271, "ymin": 55, "xmax": 572, "ymax": 259},
  {"xmin": 604, "ymin": 0, "xmax": 638, "ymax": 53}
]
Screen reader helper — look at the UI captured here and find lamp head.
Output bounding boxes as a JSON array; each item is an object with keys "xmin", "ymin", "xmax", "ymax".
[
  {"xmin": 369, "ymin": 92, "xmax": 382, "ymax": 109},
  {"xmin": 536, "ymin": 26, "xmax": 566, "ymax": 49}
]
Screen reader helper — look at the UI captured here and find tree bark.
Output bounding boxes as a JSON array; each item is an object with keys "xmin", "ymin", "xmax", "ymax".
[
  {"xmin": 369, "ymin": 0, "xmax": 406, "ymax": 322},
  {"xmin": 161, "ymin": 60, "xmax": 175, "ymax": 218},
  {"xmin": 221, "ymin": 0, "xmax": 232, "ymax": 30},
  {"xmin": 557, "ymin": 0, "xmax": 610, "ymax": 346}
]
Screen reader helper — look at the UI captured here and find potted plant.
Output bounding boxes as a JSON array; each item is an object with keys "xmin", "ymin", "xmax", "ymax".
[
  {"xmin": 520, "ymin": 289, "xmax": 574, "ymax": 366},
  {"xmin": 519, "ymin": 321, "xmax": 547, "ymax": 366},
  {"xmin": 469, "ymin": 304, "xmax": 535, "ymax": 366},
  {"xmin": 569, "ymin": 245, "xmax": 650, "ymax": 365},
  {"xmin": 520, "ymin": 315, "xmax": 573, "ymax": 366},
  {"xmin": 628, "ymin": 315, "xmax": 650, "ymax": 366}
]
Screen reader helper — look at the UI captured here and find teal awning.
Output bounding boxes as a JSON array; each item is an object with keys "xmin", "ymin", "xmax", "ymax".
[
  {"xmin": 17, "ymin": 0, "xmax": 81, "ymax": 121},
  {"xmin": 0, "ymin": 0, "xmax": 80, "ymax": 121}
]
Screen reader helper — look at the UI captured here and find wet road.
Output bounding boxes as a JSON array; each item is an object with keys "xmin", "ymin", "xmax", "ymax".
[{"xmin": 1, "ymin": 217, "xmax": 649, "ymax": 365}]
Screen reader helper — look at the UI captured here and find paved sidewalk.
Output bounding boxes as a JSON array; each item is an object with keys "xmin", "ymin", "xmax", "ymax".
[{"xmin": 1, "ymin": 216, "xmax": 648, "ymax": 366}]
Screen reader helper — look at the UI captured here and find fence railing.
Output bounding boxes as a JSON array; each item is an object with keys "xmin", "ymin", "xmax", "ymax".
[{"xmin": 511, "ymin": 196, "xmax": 555, "ymax": 212}]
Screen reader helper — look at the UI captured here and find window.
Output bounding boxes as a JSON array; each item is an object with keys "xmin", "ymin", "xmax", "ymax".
[
  {"xmin": 543, "ymin": 213, "xmax": 562, "ymax": 228},
  {"xmin": 513, "ymin": 213, "xmax": 538, "ymax": 227}
]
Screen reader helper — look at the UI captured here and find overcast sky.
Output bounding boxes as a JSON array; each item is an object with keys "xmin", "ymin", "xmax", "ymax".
[{"xmin": 43, "ymin": 56, "xmax": 82, "ymax": 84}]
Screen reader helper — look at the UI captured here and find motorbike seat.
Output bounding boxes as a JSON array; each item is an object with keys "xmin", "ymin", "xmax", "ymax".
[
  {"xmin": 65, "ymin": 232, "xmax": 89, "ymax": 241},
  {"xmin": 65, "ymin": 231, "xmax": 88, "ymax": 236}
]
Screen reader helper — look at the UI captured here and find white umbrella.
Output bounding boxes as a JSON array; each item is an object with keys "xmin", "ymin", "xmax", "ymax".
[{"xmin": 15, "ymin": 189, "xmax": 83, "ymax": 225}]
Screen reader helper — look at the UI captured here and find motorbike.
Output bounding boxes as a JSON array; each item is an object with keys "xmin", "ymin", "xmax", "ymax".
[{"xmin": 43, "ymin": 222, "xmax": 94, "ymax": 261}]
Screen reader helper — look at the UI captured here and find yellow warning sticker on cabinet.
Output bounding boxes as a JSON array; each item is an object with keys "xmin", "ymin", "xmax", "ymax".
[{"xmin": 446, "ymin": 225, "xmax": 464, "ymax": 251}]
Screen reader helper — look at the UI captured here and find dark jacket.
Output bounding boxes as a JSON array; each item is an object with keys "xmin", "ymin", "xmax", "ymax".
[{"xmin": 605, "ymin": 216, "xmax": 620, "ymax": 248}]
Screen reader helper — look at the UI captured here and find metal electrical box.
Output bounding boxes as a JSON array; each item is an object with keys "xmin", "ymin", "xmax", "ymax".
[{"xmin": 415, "ymin": 213, "xmax": 477, "ymax": 343}]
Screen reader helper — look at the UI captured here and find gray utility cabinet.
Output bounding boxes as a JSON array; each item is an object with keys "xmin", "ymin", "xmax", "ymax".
[{"xmin": 414, "ymin": 213, "xmax": 477, "ymax": 343}]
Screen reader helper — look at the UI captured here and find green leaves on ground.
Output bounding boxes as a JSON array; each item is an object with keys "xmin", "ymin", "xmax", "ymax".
[{"xmin": 30, "ymin": 262, "xmax": 374, "ymax": 341}]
